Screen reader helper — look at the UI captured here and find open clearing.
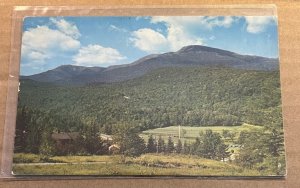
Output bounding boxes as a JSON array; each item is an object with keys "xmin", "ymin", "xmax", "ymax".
[{"xmin": 140, "ymin": 123, "xmax": 262, "ymax": 143}]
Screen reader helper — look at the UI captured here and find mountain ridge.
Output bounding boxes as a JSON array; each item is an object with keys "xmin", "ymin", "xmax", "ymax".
[{"xmin": 22, "ymin": 45, "xmax": 279, "ymax": 85}]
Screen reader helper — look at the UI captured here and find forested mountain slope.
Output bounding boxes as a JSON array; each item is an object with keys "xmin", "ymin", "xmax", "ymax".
[{"xmin": 18, "ymin": 66, "xmax": 282, "ymax": 132}]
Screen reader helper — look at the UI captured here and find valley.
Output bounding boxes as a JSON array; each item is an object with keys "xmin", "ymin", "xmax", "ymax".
[{"xmin": 14, "ymin": 45, "xmax": 285, "ymax": 176}]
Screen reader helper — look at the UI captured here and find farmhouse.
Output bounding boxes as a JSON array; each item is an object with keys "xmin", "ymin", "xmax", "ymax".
[
  {"xmin": 51, "ymin": 132, "xmax": 115, "ymax": 146},
  {"xmin": 51, "ymin": 132, "xmax": 79, "ymax": 145},
  {"xmin": 51, "ymin": 132, "xmax": 118, "ymax": 154}
]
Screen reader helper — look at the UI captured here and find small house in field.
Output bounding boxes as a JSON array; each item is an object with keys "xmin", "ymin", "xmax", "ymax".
[
  {"xmin": 51, "ymin": 132, "xmax": 79, "ymax": 145},
  {"xmin": 51, "ymin": 132, "xmax": 117, "ymax": 154},
  {"xmin": 51, "ymin": 132, "xmax": 114, "ymax": 144}
]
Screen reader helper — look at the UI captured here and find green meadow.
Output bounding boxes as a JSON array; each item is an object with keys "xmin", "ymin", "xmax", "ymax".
[
  {"xmin": 140, "ymin": 123, "xmax": 262, "ymax": 143},
  {"xmin": 13, "ymin": 153, "xmax": 262, "ymax": 176}
]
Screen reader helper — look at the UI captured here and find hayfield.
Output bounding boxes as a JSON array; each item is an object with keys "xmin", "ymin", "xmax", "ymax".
[
  {"xmin": 140, "ymin": 123, "xmax": 262, "ymax": 143},
  {"xmin": 13, "ymin": 153, "xmax": 262, "ymax": 176}
]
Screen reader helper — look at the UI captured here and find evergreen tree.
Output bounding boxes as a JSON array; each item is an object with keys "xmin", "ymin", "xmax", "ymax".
[
  {"xmin": 157, "ymin": 136, "xmax": 165, "ymax": 153},
  {"xmin": 216, "ymin": 142, "xmax": 230, "ymax": 161},
  {"xmin": 82, "ymin": 123, "xmax": 103, "ymax": 155},
  {"xmin": 236, "ymin": 124, "xmax": 285, "ymax": 174},
  {"xmin": 147, "ymin": 135, "xmax": 156, "ymax": 153},
  {"xmin": 183, "ymin": 141, "xmax": 190, "ymax": 154},
  {"xmin": 24, "ymin": 109, "xmax": 43, "ymax": 153},
  {"xmin": 201, "ymin": 129, "xmax": 222, "ymax": 159},
  {"xmin": 192, "ymin": 129, "xmax": 228, "ymax": 160},
  {"xmin": 166, "ymin": 136, "xmax": 174, "ymax": 153},
  {"xmin": 191, "ymin": 133, "xmax": 200, "ymax": 154},
  {"xmin": 39, "ymin": 130, "xmax": 56, "ymax": 159},
  {"xmin": 176, "ymin": 139, "xmax": 182, "ymax": 153},
  {"xmin": 236, "ymin": 130, "xmax": 265, "ymax": 168},
  {"xmin": 113, "ymin": 124, "xmax": 146, "ymax": 157},
  {"xmin": 264, "ymin": 127, "xmax": 284, "ymax": 157},
  {"xmin": 14, "ymin": 107, "xmax": 29, "ymax": 152}
]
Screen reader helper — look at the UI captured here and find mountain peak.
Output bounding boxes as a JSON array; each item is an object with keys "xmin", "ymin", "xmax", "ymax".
[
  {"xmin": 177, "ymin": 45, "xmax": 236, "ymax": 56},
  {"xmin": 178, "ymin": 45, "xmax": 207, "ymax": 52}
]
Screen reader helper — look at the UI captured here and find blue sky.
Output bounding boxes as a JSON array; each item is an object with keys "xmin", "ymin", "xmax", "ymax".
[{"xmin": 21, "ymin": 16, "xmax": 278, "ymax": 75}]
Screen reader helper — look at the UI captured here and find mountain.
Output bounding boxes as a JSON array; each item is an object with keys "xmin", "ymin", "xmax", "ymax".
[
  {"xmin": 18, "ymin": 66, "xmax": 281, "ymax": 130},
  {"xmin": 22, "ymin": 45, "xmax": 279, "ymax": 85},
  {"xmin": 21, "ymin": 65, "xmax": 106, "ymax": 85}
]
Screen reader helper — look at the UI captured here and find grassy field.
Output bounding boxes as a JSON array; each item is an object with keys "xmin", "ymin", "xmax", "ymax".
[
  {"xmin": 13, "ymin": 153, "xmax": 263, "ymax": 176},
  {"xmin": 140, "ymin": 123, "xmax": 263, "ymax": 143},
  {"xmin": 13, "ymin": 153, "xmax": 117, "ymax": 163},
  {"xmin": 13, "ymin": 124, "xmax": 266, "ymax": 176}
]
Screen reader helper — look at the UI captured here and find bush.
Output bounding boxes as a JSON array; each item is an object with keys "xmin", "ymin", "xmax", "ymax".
[{"xmin": 13, "ymin": 153, "xmax": 41, "ymax": 163}]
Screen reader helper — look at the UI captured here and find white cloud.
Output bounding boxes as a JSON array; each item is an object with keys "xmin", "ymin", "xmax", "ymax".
[
  {"xmin": 109, "ymin": 25, "xmax": 128, "ymax": 33},
  {"xmin": 72, "ymin": 44, "xmax": 126, "ymax": 67},
  {"xmin": 131, "ymin": 16, "xmax": 237, "ymax": 53},
  {"xmin": 131, "ymin": 27, "xmax": 203, "ymax": 53},
  {"xmin": 50, "ymin": 18, "xmax": 81, "ymax": 39},
  {"xmin": 21, "ymin": 23, "xmax": 81, "ymax": 67},
  {"xmin": 208, "ymin": 16, "xmax": 235, "ymax": 28},
  {"xmin": 167, "ymin": 26, "xmax": 203, "ymax": 51},
  {"xmin": 245, "ymin": 16, "xmax": 276, "ymax": 33},
  {"xmin": 209, "ymin": 36, "xmax": 216, "ymax": 40},
  {"xmin": 20, "ymin": 50, "xmax": 49, "ymax": 69},
  {"xmin": 131, "ymin": 28, "xmax": 169, "ymax": 53},
  {"xmin": 27, "ymin": 51, "xmax": 50, "ymax": 63},
  {"xmin": 151, "ymin": 16, "xmax": 236, "ymax": 30},
  {"xmin": 22, "ymin": 26, "xmax": 80, "ymax": 51}
]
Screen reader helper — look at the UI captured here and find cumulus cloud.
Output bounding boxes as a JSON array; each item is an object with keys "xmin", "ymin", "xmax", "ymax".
[
  {"xmin": 20, "ymin": 49, "xmax": 50, "ymax": 69},
  {"xmin": 131, "ymin": 27, "xmax": 203, "ymax": 53},
  {"xmin": 131, "ymin": 16, "xmax": 237, "ymax": 53},
  {"xmin": 131, "ymin": 28, "xmax": 169, "ymax": 53},
  {"xmin": 166, "ymin": 26, "xmax": 203, "ymax": 51},
  {"xmin": 245, "ymin": 16, "xmax": 276, "ymax": 33},
  {"xmin": 72, "ymin": 44, "xmax": 126, "ymax": 67},
  {"xmin": 21, "ymin": 18, "xmax": 128, "ymax": 70},
  {"xmin": 21, "ymin": 19, "xmax": 81, "ymax": 67},
  {"xmin": 50, "ymin": 18, "xmax": 81, "ymax": 39}
]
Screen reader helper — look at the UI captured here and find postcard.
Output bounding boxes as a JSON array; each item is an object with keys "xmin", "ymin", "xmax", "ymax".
[{"xmin": 12, "ymin": 15, "xmax": 285, "ymax": 176}]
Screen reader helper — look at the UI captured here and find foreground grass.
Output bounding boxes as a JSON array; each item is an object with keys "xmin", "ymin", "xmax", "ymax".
[
  {"xmin": 13, "ymin": 153, "xmax": 118, "ymax": 163},
  {"xmin": 13, "ymin": 153, "xmax": 262, "ymax": 176}
]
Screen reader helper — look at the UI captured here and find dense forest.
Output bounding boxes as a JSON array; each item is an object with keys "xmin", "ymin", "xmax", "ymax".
[{"xmin": 17, "ymin": 66, "xmax": 282, "ymax": 132}]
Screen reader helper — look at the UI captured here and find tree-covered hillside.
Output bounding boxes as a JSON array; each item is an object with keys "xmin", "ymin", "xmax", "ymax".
[{"xmin": 17, "ymin": 66, "xmax": 282, "ymax": 132}]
